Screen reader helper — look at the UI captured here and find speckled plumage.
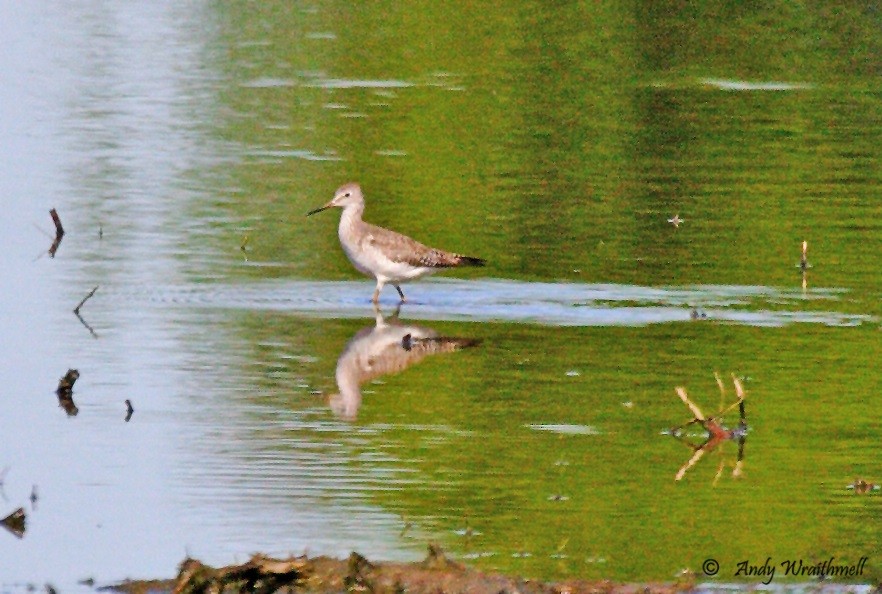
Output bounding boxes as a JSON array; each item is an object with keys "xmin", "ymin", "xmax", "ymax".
[{"xmin": 308, "ymin": 183, "xmax": 485, "ymax": 303}]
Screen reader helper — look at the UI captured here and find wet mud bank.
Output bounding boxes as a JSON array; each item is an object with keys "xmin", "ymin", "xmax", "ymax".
[{"xmin": 105, "ymin": 545, "xmax": 687, "ymax": 594}]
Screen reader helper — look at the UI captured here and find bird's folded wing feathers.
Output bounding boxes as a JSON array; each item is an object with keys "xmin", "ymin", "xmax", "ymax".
[{"xmin": 363, "ymin": 224, "xmax": 467, "ymax": 268}]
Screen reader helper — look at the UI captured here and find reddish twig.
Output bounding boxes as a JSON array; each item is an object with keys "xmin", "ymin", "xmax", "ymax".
[{"xmin": 48, "ymin": 208, "xmax": 65, "ymax": 257}]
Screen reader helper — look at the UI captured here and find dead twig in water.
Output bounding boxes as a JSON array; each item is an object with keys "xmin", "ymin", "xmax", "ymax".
[
  {"xmin": 48, "ymin": 208, "xmax": 65, "ymax": 258},
  {"xmin": 669, "ymin": 373, "xmax": 748, "ymax": 482},
  {"xmin": 73, "ymin": 286, "xmax": 99, "ymax": 338},
  {"xmin": 74, "ymin": 285, "xmax": 98, "ymax": 315}
]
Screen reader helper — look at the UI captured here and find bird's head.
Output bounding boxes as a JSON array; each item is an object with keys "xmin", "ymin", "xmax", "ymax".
[{"xmin": 307, "ymin": 182, "xmax": 364, "ymax": 216}]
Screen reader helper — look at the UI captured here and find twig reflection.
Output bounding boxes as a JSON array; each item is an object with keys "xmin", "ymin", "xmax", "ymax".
[{"xmin": 74, "ymin": 286, "xmax": 99, "ymax": 338}]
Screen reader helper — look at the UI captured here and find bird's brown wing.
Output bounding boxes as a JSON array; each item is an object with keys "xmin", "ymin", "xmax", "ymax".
[{"xmin": 363, "ymin": 223, "xmax": 484, "ymax": 268}]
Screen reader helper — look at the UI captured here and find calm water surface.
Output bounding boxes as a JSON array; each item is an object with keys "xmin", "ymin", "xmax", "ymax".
[{"xmin": 3, "ymin": 2, "xmax": 882, "ymax": 591}]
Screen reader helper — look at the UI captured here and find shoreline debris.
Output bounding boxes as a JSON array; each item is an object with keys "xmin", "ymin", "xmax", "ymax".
[
  {"xmin": 171, "ymin": 554, "xmax": 309, "ymax": 594},
  {"xmin": 105, "ymin": 545, "xmax": 682, "ymax": 594}
]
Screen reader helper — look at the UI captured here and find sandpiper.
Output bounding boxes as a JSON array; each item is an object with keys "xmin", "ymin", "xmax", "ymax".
[{"xmin": 307, "ymin": 183, "xmax": 485, "ymax": 303}]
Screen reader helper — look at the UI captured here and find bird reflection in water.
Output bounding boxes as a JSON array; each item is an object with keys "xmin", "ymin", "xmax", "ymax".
[{"xmin": 329, "ymin": 306, "xmax": 480, "ymax": 420}]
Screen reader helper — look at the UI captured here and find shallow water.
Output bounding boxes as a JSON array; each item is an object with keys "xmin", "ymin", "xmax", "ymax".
[{"xmin": 3, "ymin": 2, "xmax": 882, "ymax": 591}]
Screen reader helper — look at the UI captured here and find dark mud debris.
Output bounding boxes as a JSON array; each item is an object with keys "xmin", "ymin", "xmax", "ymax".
[
  {"xmin": 104, "ymin": 544, "xmax": 684, "ymax": 594},
  {"xmin": 56, "ymin": 368, "xmax": 80, "ymax": 416},
  {"xmin": 56, "ymin": 368, "xmax": 80, "ymax": 396}
]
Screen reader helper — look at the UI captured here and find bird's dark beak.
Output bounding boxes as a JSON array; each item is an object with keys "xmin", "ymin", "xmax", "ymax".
[{"xmin": 306, "ymin": 202, "xmax": 331, "ymax": 217}]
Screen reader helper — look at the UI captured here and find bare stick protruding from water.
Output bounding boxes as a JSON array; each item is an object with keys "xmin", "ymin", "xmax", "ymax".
[
  {"xmin": 74, "ymin": 286, "xmax": 99, "ymax": 338},
  {"xmin": 240, "ymin": 234, "xmax": 250, "ymax": 262},
  {"xmin": 48, "ymin": 208, "xmax": 65, "ymax": 257},
  {"xmin": 74, "ymin": 286, "xmax": 99, "ymax": 315}
]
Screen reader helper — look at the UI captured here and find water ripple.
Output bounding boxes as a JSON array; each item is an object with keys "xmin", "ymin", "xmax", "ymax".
[
  {"xmin": 700, "ymin": 77, "xmax": 814, "ymax": 91},
  {"xmin": 119, "ymin": 279, "xmax": 872, "ymax": 327}
]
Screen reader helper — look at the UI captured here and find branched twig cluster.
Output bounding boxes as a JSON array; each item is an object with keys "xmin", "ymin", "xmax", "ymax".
[{"xmin": 669, "ymin": 372, "xmax": 748, "ymax": 482}]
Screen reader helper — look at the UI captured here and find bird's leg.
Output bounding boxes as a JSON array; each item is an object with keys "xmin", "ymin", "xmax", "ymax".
[
  {"xmin": 372, "ymin": 279, "xmax": 385, "ymax": 304},
  {"xmin": 394, "ymin": 284, "xmax": 407, "ymax": 302}
]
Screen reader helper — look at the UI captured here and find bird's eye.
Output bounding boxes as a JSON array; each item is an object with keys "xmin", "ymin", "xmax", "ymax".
[{"xmin": 344, "ymin": 192, "xmax": 351, "ymax": 198}]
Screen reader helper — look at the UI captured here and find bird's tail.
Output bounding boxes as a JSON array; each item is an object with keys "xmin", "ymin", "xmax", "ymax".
[{"xmin": 456, "ymin": 255, "xmax": 486, "ymax": 267}]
